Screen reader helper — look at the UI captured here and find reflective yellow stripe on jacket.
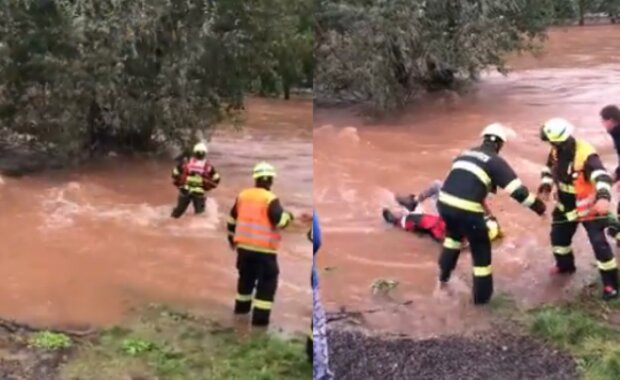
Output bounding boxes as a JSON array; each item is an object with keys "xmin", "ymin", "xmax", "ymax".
[{"xmin": 438, "ymin": 191, "xmax": 485, "ymax": 213}]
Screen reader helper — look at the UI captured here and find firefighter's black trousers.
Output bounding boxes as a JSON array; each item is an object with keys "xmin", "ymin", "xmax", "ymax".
[
  {"xmin": 171, "ymin": 188, "xmax": 206, "ymax": 218},
  {"xmin": 551, "ymin": 208, "xmax": 618, "ymax": 291},
  {"xmin": 234, "ymin": 248, "xmax": 279, "ymax": 326},
  {"xmin": 437, "ymin": 203, "xmax": 493, "ymax": 305}
]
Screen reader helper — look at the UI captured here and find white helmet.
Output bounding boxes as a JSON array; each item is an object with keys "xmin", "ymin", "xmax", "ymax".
[
  {"xmin": 193, "ymin": 142, "xmax": 208, "ymax": 154},
  {"xmin": 480, "ymin": 123, "xmax": 508, "ymax": 142},
  {"xmin": 541, "ymin": 118, "xmax": 574, "ymax": 143}
]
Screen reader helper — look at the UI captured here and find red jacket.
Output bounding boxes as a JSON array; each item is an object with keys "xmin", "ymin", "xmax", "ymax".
[
  {"xmin": 403, "ymin": 214, "xmax": 446, "ymax": 242},
  {"xmin": 173, "ymin": 157, "xmax": 219, "ymax": 191}
]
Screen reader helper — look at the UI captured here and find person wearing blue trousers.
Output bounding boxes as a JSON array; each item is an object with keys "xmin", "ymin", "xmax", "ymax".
[{"xmin": 308, "ymin": 211, "xmax": 333, "ymax": 379}]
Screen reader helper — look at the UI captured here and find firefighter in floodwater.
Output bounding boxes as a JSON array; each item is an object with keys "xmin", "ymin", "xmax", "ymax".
[
  {"xmin": 538, "ymin": 118, "xmax": 619, "ymax": 300},
  {"xmin": 437, "ymin": 123, "xmax": 546, "ymax": 305},
  {"xmin": 382, "ymin": 179, "xmax": 502, "ymax": 244},
  {"xmin": 227, "ymin": 162, "xmax": 294, "ymax": 326},
  {"xmin": 171, "ymin": 142, "xmax": 221, "ymax": 218}
]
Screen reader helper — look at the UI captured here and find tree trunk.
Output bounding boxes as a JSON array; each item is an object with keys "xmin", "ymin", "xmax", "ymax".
[{"xmin": 579, "ymin": 0, "xmax": 585, "ymax": 26}]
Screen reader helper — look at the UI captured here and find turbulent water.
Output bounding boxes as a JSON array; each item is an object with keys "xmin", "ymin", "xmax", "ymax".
[
  {"xmin": 0, "ymin": 98, "xmax": 312, "ymax": 333},
  {"xmin": 314, "ymin": 25, "xmax": 620, "ymax": 338}
]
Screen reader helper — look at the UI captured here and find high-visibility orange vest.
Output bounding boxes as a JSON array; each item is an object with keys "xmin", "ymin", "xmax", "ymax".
[
  {"xmin": 572, "ymin": 140, "xmax": 597, "ymax": 220},
  {"xmin": 234, "ymin": 187, "xmax": 281, "ymax": 253},
  {"xmin": 551, "ymin": 139, "xmax": 598, "ymax": 220}
]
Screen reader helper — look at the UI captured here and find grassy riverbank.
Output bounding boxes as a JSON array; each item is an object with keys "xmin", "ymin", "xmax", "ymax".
[
  {"xmin": 0, "ymin": 305, "xmax": 311, "ymax": 380},
  {"xmin": 529, "ymin": 284, "xmax": 620, "ymax": 380}
]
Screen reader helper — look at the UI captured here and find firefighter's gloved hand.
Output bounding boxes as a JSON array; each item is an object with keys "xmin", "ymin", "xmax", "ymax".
[
  {"xmin": 531, "ymin": 197, "xmax": 546, "ymax": 216},
  {"xmin": 607, "ymin": 224, "xmax": 620, "ymax": 240},
  {"xmin": 537, "ymin": 184, "xmax": 552, "ymax": 202},
  {"xmin": 593, "ymin": 199, "xmax": 611, "ymax": 215}
]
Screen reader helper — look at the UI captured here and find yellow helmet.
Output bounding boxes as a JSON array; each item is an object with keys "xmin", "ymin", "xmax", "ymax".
[
  {"xmin": 541, "ymin": 118, "xmax": 574, "ymax": 143},
  {"xmin": 193, "ymin": 142, "xmax": 208, "ymax": 154},
  {"xmin": 485, "ymin": 217, "xmax": 501, "ymax": 241},
  {"xmin": 253, "ymin": 162, "xmax": 276, "ymax": 179}
]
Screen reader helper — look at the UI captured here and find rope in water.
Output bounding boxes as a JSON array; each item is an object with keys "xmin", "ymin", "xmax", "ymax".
[{"xmin": 549, "ymin": 214, "xmax": 619, "ymax": 226}]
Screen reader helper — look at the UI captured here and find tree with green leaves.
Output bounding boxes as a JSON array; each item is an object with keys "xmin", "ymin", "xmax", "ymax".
[
  {"xmin": 0, "ymin": 0, "xmax": 312, "ymax": 160},
  {"xmin": 315, "ymin": 0, "xmax": 554, "ymax": 112}
]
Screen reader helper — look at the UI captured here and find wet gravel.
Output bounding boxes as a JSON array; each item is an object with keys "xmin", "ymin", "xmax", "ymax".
[{"xmin": 328, "ymin": 329, "xmax": 579, "ymax": 380}]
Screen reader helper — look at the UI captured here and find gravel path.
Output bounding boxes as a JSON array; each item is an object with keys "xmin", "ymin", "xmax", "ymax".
[{"xmin": 328, "ymin": 329, "xmax": 579, "ymax": 380}]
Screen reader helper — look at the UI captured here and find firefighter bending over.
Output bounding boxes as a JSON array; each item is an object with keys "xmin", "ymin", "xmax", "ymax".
[{"xmin": 437, "ymin": 123, "xmax": 546, "ymax": 305}]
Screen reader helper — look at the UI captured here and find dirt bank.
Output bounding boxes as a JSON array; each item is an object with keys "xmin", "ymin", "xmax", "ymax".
[{"xmin": 328, "ymin": 328, "xmax": 578, "ymax": 380}]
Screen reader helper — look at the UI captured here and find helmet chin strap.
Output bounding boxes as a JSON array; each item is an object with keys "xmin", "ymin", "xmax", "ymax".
[
  {"xmin": 482, "ymin": 136, "xmax": 503, "ymax": 153},
  {"xmin": 553, "ymin": 136, "xmax": 575, "ymax": 151}
]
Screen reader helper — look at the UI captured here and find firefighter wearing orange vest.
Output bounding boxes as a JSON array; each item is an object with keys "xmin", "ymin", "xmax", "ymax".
[
  {"xmin": 227, "ymin": 162, "xmax": 294, "ymax": 326},
  {"xmin": 171, "ymin": 142, "xmax": 221, "ymax": 218},
  {"xmin": 538, "ymin": 118, "xmax": 619, "ymax": 300}
]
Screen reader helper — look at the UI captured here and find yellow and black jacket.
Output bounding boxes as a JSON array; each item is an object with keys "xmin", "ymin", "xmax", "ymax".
[
  {"xmin": 439, "ymin": 144, "xmax": 539, "ymax": 213},
  {"xmin": 540, "ymin": 138, "xmax": 612, "ymax": 221}
]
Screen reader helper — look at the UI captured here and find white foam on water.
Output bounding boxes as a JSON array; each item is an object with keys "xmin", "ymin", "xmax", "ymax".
[
  {"xmin": 164, "ymin": 198, "xmax": 222, "ymax": 237},
  {"xmin": 41, "ymin": 182, "xmax": 83, "ymax": 229},
  {"xmin": 337, "ymin": 126, "xmax": 360, "ymax": 143},
  {"xmin": 41, "ymin": 182, "xmax": 222, "ymax": 236}
]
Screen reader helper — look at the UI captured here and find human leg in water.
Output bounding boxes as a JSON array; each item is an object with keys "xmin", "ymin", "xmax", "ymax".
[
  {"xmin": 437, "ymin": 205, "xmax": 465, "ymax": 284},
  {"xmin": 171, "ymin": 189, "xmax": 192, "ymax": 218},
  {"xmin": 584, "ymin": 218, "xmax": 619, "ymax": 300},
  {"xmin": 549, "ymin": 208, "xmax": 578, "ymax": 274},
  {"xmin": 395, "ymin": 179, "xmax": 443, "ymax": 211},
  {"xmin": 191, "ymin": 193, "xmax": 206, "ymax": 215}
]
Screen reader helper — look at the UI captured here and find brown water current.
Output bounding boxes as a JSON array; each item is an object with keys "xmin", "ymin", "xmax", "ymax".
[
  {"xmin": 0, "ymin": 98, "xmax": 312, "ymax": 333},
  {"xmin": 314, "ymin": 25, "xmax": 620, "ymax": 338}
]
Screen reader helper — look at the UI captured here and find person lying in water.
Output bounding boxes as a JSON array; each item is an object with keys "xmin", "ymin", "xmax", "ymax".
[{"xmin": 382, "ymin": 180, "xmax": 502, "ymax": 243}]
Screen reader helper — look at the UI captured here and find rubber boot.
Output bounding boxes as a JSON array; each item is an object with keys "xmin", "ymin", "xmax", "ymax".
[
  {"xmin": 395, "ymin": 194, "xmax": 418, "ymax": 212},
  {"xmin": 234, "ymin": 300, "xmax": 251, "ymax": 314},
  {"xmin": 382, "ymin": 209, "xmax": 398, "ymax": 225},
  {"xmin": 252, "ymin": 308, "xmax": 271, "ymax": 326},
  {"xmin": 601, "ymin": 268, "xmax": 619, "ymax": 301},
  {"xmin": 552, "ymin": 252, "xmax": 577, "ymax": 275},
  {"xmin": 438, "ymin": 250, "xmax": 460, "ymax": 282},
  {"xmin": 473, "ymin": 275, "xmax": 493, "ymax": 305}
]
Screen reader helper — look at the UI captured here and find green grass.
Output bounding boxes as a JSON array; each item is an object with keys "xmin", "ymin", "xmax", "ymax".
[
  {"xmin": 60, "ymin": 306, "xmax": 311, "ymax": 380},
  {"xmin": 528, "ymin": 294, "xmax": 620, "ymax": 380},
  {"xmin": 29, "ymin": 331, "xmax": 72, "ymax": 350}
]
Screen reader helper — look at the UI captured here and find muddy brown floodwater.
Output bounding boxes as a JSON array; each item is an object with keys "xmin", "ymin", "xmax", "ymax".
[
  {"xmin": 314, "ymin": 25, "xmax": 620, "ymax": 338},
  {"xmin": 0, "ymin": 97, "xmax": 312, "ymax": 333}
]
